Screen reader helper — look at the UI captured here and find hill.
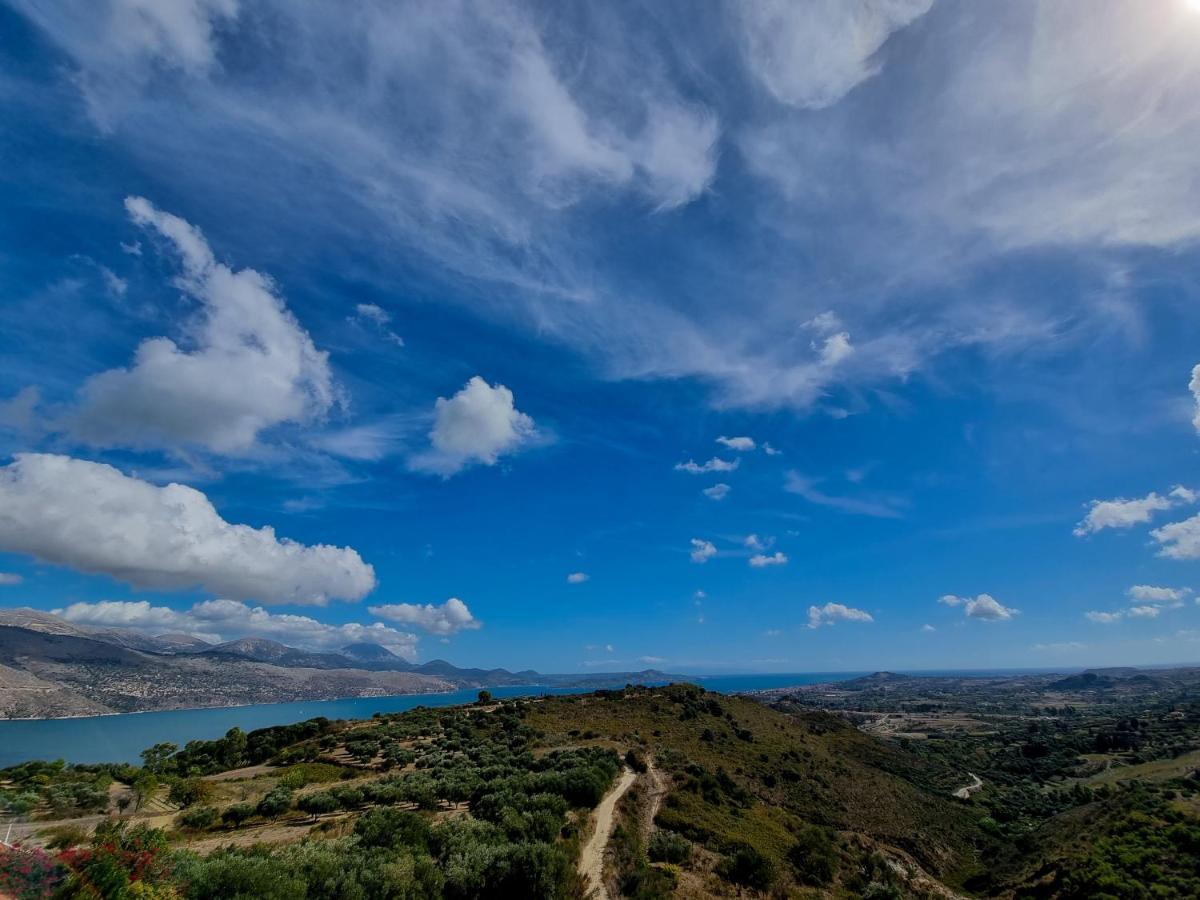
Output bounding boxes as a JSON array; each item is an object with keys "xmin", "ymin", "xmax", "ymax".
[
  {"xmin": 0, "ymin": 609, "xmax": 688, "ymax": 718},
  {"xmin": 0, "ymin": 684, "xmax": 994, "ymax": 898}
]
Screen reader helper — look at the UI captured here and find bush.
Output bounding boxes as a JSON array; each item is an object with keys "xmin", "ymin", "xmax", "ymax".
[
  {"xmin": 717, "ymin": 842, "xmax": 776, "ymax": 890},
  {"xmin": 788, "ymin": 824, "xmax": 837, "ymax": 885},
  {"xmin": 179, "ymin": 806, "xmax": 219, "ymax": 831},
  {"xmin": 221, "ymin": 802, "xmax": 256, "ymax": 827},
  {"xmin": 168, "ymin": 777, "xmax": 212, "ymax": 809},
  {"xmin": 647, "ymin": 830, "xmax": 692, "ymax": 864}
]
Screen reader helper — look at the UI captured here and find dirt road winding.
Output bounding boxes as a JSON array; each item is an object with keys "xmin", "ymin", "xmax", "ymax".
[
  {"xmin": 952, "ymin": 772, "xmax": 983, "ymax": 799},
  {"xmin": 579, "ymin": 767, "xmax": 638, "ymax": 900}
]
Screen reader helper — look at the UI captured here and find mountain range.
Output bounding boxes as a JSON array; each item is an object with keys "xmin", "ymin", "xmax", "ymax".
[{"xmin": 0, "ymin": 608, "xmax": 677, "ymax": 718}]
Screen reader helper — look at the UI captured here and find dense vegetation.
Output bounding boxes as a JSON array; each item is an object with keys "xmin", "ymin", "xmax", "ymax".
[{"xmin": 2, "ymin": 674, "xmax": 1199, "ymax": 898}]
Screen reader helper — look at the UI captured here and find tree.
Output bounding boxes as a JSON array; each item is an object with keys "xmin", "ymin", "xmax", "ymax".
[
  {"xmin": 257, "ymin": 786, "xmax": 293, "ymax": 821},
  {"xmin": 140, "ymin": 743, "xmax": 178, "ymax": 775},
  {"xmin": 297, "ymin": 792, "xmax": 340, "ymax": 821},
  {"xmin": 180, "ymin": 806, "xmax": 219, "ymax": 831},
  {"xmin": 222, "ymin": 802, "xmax": 256, "ymax": 827},
  {"xmin": 477, "ymin": 690, "xmax": 493, "ymax": 705},
  {"xmin": 132, "ymin": 774, "xmax": 158, "ymax": 811}
]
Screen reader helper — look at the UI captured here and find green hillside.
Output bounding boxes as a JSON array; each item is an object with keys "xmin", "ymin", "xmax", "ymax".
[{"xmin": 4, "ymin": 682, "xmax": 1199, "ymax": 898}]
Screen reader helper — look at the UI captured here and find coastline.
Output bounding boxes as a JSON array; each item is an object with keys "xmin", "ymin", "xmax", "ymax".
[{"xmin": 0, "ymin": 684, "xmax": 495, "ymax": 722}]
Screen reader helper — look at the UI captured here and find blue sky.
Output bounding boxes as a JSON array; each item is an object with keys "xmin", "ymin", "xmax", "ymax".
[{"xmin": 1, "ymin": 0, "xmax": 1200, "ymax": 673}]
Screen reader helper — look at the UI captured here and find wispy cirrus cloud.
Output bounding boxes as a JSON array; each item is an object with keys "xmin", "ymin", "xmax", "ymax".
[{"xmin": 784, "ymin": 471, "xmax": 902, "ymax": 518}]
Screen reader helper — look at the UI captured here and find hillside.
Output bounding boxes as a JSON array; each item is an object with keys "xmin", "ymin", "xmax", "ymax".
[
  {"xmin": 0, "ymin": 610, "xmax": 685, "ymax": 718},
  {"xmin": 0, "ymin": 684, "xmax": 995, "ymax": 899},
  {"xmin": 0, "ymin": 625, "xmax": 452, "ymax": 717}
]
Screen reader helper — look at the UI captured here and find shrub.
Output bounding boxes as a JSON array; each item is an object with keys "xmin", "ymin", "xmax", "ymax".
[
  {"xmin": 788, "ymin": 824, "xmax": 837, "ymax": 885},
  {"xmin": 647, "ymin": 830, "xmax": 692, "ymax": 865},
  {"xmin": 717, "ymin": 842, "xmax": 776, "ymax": 890},
  {"xmin": 179, "ymin": 806, "xmax": 219, "ymax": 831}
]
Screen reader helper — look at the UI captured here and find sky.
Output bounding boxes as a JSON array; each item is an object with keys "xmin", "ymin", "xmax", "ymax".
[{"xmin": 1, "ymin": 0, "xmax": 1200, "ymax": 674}]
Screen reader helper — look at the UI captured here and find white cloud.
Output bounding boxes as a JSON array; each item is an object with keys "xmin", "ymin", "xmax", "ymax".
[
  {"xmin": 1074, "ymin": 486, "xmax": 1197, "ymax": 536},
  {"xmin": 1128, "ymin": 585, "xmax": 1192, "ymax": 603},
  {"xmin": 743, "ymin": 534, "xmax": 773, "ymax": 551},
  {"xmin": 920, "ymin": 624, "xmax": 935, "ymax": 632},
  {"xmin": 1086, "ymin": 611, "xmax": 1123, "ymax": 624},
  {"xmin": 1129, "ymin": 605, "xmax": 1161, "ymax": 619},
  {"xmin": 785, "ymin": 471, "xmax": 901, "ymax": 518},
  {"xmin": 675, "ymin": 457, "xmax": 739, "ymax": 474},
  {"xmin": 938, "ymin": 594, "xmax": 963, "ymax": 607},
  {"xmin": 817, "ymin": 331, "xmax": 854, "ymax": 366},
  {"xmin": 367, "ymin": 598, "xmax": 481, "ymax": 636},
  {"xmin": 69, "ymin": 197, "xmax": 336, "ymax": 455},
  {"xmin": 1151, "ymin": 513, "xmax": 1200, "ymax": 559},
  {"xmin": 0, "ymin": 573, "xmax": 23, "ymax": 586},
  {"xmin": 349, "ymin": 303, "xmax": 403, "ymax": 346},
  {"xmin": 807, "ymin": 602, "xmax": 873, "ymax": 629},
  {"xmin": 408, "ymin": 376, "xmax": 537, "ymax": 477},
  {"xmin": 749, "ymin": 551, "xmax": 788, "ymax": 568},
  {"xmin": 764, "ymin": 628, "xmax": 782, "ymax": 637},
  {"xmin": 702, "ymin": 483, "xmax": 731, "ymax": 500},
  {"xmin": 689, "ymin": 538, "xmax": 717, "ymax": 563},
  {"xmin": 1191, "ymin": 363, "xmax": 1200, "ymax": 434},
  {"xmin": 716, "ymin": 435, "xmax": 755, "ymax": 451},
  {"xmin": 762, "ymin": 443, "xmax": 781, "ymax": 456},
  {"xmin": 566, "ymin": 572, "xmax": 589, "ymax": 584},
  {"xmin": 0, "ymin": 453, "xmax": 375, "ymax": 604},
  {"xmin": 736, "ymin": 0, "xmax": 933, "ymax": 110},
  {"xmin": 963, "ymin": 594, "xmax": 1018, "ymax": 622},
  {"xmin": 57, "ymin": 598, "xmax": 420, "ymax": 661}
]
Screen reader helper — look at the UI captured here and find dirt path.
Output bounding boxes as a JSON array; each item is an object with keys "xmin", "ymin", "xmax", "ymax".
[
  {"xmin": 952, "ymin": 772, "xmax": 983, "ymax": 799},
  {"xmin": 579, "ymin": 767, "xmax": 637, "ymax": 900}
]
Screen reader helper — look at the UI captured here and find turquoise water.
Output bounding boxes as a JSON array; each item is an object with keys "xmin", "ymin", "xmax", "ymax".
[{"xmin": 0, "ymin": 668, "xmax": 1041, "ymax": 766}]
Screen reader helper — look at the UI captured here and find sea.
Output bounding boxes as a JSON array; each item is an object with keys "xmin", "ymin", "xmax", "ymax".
[{"xmin": 0, "ymin": 668, "xmax": 1053, "ymax": 767}]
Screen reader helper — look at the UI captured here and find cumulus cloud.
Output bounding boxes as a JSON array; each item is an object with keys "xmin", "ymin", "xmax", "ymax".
[
  {"xmin": 1086, "ymin": 611, "xmax": 1123, "ymax": 624},
  {"xmin": 409, "ymin": 377, "xmax": 537, "ymax": 477},
  {"xmin": 716, "ymin": 435, "xmax": 755, "ymax": 451},
  {"xmin": 675, "ymin": 457, "xmax": 739, "ymax": 475},
  {"xmin": 743, "ymin": 534, "xmax": 773, "ymax": 551},
  {"xmin": 1074, "ymin": 486, "xmax": 1196, "ymax": 536},
  {"xmin": 0, "ymin": 573, "xmax": 23, "ymax": 586},
  {"xmin": 702, "ymin": 483, "xmax": 731, "ymax": 501},
  {"xmin": 1151, "ymin": 513, "xmax": 1200, "ymax": 560},
  {"xmin": 938, "ymin": 594, "xmax": 963, "ymax": 607},
  {"xmin": 367, "ymin": 598, "xmax": 481, "ymax": 636},
  {"xmin": 69, "ymin": 197, "xmax": 336, "ymax": 455},
  {"xmin": 736, "ymin": 0, "xmax": 933, "ymax": 110},
  {"xmin": 566, "ymin": 572, "xmax": 590, "ymax": 584},
  {"xmin": 1129, "ymin": 605, "xmax": 1161, "ymax": 619},
  {"xmin": 0, "ymin": 454, "xmax": 375, "ymax": 604},
  {"xmin": 749, "ymin": 551, "xmax": 788, "ymax": 568},
  {"xmin": 689, "ymin": 538, "xmax": 717, "ymax": 563},
  {"xmin": 963, "ymin": 594, "xmax": 1018, "ymax": 622},
  {"xmin": 1128, "ymin": 585, "xmax": 1191, "ymax": 603},
  {"xmin": 807, "ymin": 602, "xmax": 873, "ymax": 629},
  {"xmin": 57, "ymin": 598, "xmax": 420, "ymax": 660}
]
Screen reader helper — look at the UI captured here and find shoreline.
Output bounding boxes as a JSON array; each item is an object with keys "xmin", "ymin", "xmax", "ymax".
[{"xmin": 0, "ymin": 684, "xmax": 499, "ymax": 723}]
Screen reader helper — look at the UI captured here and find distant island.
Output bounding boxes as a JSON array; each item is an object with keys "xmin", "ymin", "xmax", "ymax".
[{"xmin": 0, "ymin": 608, "xmax": 680, "ymax": 719}]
